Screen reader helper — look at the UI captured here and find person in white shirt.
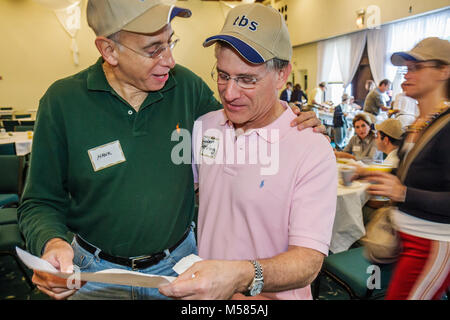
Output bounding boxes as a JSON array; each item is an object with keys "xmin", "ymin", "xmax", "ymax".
[
  {"xmin": 309, "ymin": 82, "xmax": 327, "ymax": 107},
  {"xmin": 391, "ymin": 89, "xmax": 419, "ymax": 128},
  {"xmin": 374, "ymin": 118, "xmax": 404, "ymax": 168}
]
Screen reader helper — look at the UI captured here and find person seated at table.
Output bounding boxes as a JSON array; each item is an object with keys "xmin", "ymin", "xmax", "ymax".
[
  {"xmin": 349, "ymin": 96, "xmax": 362, "ymax": 111},
  {"xmin": 374, "ymin": 118, "xmax": 404, "ymax": 168},
  {"xmin": 335, "ymin": 113, "xmax": 381, "ymax": 162},
  {"xmin": 290, "ymin": 83, "xmax": 308, "ymax": 107},
  {"xmin": 333, "ymin": 93, "xmax": 350, "ymax": 150}
]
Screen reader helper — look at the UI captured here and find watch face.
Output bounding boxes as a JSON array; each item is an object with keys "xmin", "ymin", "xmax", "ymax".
[{"xmin": 250, "ymin": 281, "xmax": 264, "ymax": 296}]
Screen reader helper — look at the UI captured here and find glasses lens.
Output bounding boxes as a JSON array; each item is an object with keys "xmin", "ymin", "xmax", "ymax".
[
  {"xmin": 237, "ymin": 77, "xmax": 257, "ymax": 89},
  {"xmin": 151, "ymin": 38, "xmax": 179, "ymax": 58}
]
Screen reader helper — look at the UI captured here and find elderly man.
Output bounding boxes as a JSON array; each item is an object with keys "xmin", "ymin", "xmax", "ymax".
[
  {"xmin": 160, "ymin": 3, "xmax": 337, "ymax": 300},
  {"xmin": 18, "ymin": 0, "xmax": 323, "ymax": 300}
]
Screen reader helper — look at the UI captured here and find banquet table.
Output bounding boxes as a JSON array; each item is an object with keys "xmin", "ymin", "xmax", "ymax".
[
  {"xmin": 329, "ymin": 164, "xmax": 371, "ymax": 254},
  {"xmin": 0, "ymin": 131, "xmax": 33, "ymax": 155}
]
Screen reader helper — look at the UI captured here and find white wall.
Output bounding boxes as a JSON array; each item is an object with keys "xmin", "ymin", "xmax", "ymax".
[
  {"xmin": 1, "ymin": 0, "xmax": 448, "ymax": 111},
  {"xmin": 0, "ymin": 0, "xmax": 228, "ymax": 111}
]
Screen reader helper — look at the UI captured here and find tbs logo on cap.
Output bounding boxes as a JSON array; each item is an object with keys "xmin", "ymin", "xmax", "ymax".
[
  {"xmin": 203, "ymin": 3, "xmax": 292, "ymax": 64},
  {"xmin": 232, "ymin": 15, "xmax": 259, "ymax": 32}
]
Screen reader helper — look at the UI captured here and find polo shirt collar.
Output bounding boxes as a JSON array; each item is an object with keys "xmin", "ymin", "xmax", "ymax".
[
  {"xmin": 86, "ymin": 57, "xmax": 177, "ymax": 95},
  {"xmin": 218, "ymin": 100, "xmax": 292, "ymax": 144}
]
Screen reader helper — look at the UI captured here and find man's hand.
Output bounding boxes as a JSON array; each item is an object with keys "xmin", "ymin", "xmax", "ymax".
[
  {"xmin": 159, "ymin": 260, "xmax": 253, "ymax": 300},
  {"xmin": 290, "ymin": 106, "xmax": 326, "ymax": 133},
  {"xmin": 32, "ymin": 238, "xmax": 79, "ymax": 300}
]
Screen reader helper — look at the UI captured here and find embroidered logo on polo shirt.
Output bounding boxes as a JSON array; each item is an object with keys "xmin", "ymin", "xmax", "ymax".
[{"xmin": 200, "ymin": 136, "xmax": 219, "ymax": 159}]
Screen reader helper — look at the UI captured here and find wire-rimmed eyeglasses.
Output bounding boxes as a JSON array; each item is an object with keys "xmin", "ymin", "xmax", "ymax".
[
  {"xmin": 111, "ymin": 37, "xmax": 179, "ymax": 60},
  {"xmin": 210, "ymin": 63, "xmax": 265, "ymax": 89}
]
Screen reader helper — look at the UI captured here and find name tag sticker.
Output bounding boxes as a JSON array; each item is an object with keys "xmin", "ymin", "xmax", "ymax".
[
  {"xmin": 352, "ymin": 145, "xmax": 361, "ymax": 153},
  {"xmin": 88, "ymin": 140, "xmax": 126, "ymax": 172},
  {"xmin": 200, "ymin": 136, "xmax": 219, "ymax": 159}
]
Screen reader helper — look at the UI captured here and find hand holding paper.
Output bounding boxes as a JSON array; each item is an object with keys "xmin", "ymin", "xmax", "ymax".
[
  {"xmin": 16, "ymin": 247, "xmax": 202, "ymax": 297},
  {"xmin": 29, "ymin": 238, "xmax": 78, "ymax": 300}
]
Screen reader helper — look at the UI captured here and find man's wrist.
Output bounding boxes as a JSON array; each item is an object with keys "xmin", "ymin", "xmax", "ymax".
[
  {"xmin": 42, "ymin": 237, "xmax": 68, "ymax": 255},
  {"xmin": 235, "ymin": 260, "xmax": 256, "ymax": 293}
]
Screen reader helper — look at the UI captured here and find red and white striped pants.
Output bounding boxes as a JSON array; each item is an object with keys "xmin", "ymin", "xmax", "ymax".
[{"xmin": 385, "ymin": 231, "xmax": 450, "ymax": 300}]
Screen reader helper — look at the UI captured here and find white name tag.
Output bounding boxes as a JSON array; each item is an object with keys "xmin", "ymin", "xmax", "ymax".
[
  {"xmin": 352, "ymin": 145, "xmax": 361, "ymax": 153},
  {"xmin": 88, "ymin": 140, "xmax": 126, "ymax": 172},
  {"xmin": 200, "ymin": 136, "xmax": 219, "ymax": 159}
]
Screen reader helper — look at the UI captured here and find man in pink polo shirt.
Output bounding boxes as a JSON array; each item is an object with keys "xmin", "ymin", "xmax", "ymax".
[{"xmin": 160, "ymin": 3, "xmax": 337, "ymax": 300}]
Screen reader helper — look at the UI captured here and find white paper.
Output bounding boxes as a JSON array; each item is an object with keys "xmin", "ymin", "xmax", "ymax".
[
  {"xmin": 172, "ymin": 254, "xmax": 203, "ymax": 275},
  {"xmin": 15, "ymin": 247, "xmax": 193, "ymax": 288}
]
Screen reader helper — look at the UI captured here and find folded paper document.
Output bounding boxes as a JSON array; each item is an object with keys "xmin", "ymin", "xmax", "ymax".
[{"xmin": 16, "ymin": 247, "xmax": 202, "ymax": 288}]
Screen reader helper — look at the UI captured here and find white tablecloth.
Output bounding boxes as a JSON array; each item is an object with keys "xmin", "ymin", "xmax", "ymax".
[
  {"xmin": 329, "ymin": 166, "xmax": 371, "ymax": 253},
  {"xmin": 0, "ymin": 131, "xmax": 33, "ymax": 155}
]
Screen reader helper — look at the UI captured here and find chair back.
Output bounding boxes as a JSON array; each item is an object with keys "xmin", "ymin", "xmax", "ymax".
[
  {"xmin": 2, "ymin": 120, "xmax": 20, "ymax": 132},
  {"xmin": 14, "ymin": 126, "xmax": 34, "ymax": 132},
  {"xmin": 14, "ymin": 114, "xmax": 31, "ymax": 119},
  {"xmin": 19, "ymin": 120, "xmax": 35, "ymax": 126},
  {"xmin": 0, "ymin": 155, "xmax": 25, "ymax": 195},
  {"xmin": 0, "ymin": 143, "xmax": 16, "ymax": 155}
]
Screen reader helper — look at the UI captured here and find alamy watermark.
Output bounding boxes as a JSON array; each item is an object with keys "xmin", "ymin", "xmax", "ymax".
[{"xmin": 170, "ymin": 123, "xmax": 281, "ymax": 176}]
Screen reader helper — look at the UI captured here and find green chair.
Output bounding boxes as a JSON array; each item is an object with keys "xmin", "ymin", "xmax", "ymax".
[
  {"xmin": 0, "ymin": 155, "xmax": 25, "ymax": 208},
  {"xmin": 0, "ymin": 223, "xmax": 34, "ymax": 289},
  {"xmin": 0, "ymin": 208, "xmax": 18, "ymax": 225},
  {"xmin": 0, "ymin": 142, "xmax": 16, "ymax": 155},
  {"xmin": 14, "ymin": 125, "xmax": 34, "ymax": 132},
  {"xmin": 19, "ymin": 120, "xmax": 35, "ymax": 127},
  {"xmin": 2, "ymin": 120, "xmax": 20, "ymax": 132},
  {"xmin": 14, "ymin": 114, "xmax": 31, "ymax": 119},
  {"xmin": 314, "ymin": 247, "xmax": 395, "ymax": 300}
]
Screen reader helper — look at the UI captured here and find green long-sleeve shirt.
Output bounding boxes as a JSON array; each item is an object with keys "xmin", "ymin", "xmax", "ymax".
[{"xmin": 18, "ymin": 58, "xmax": 221, "ymax": 257}]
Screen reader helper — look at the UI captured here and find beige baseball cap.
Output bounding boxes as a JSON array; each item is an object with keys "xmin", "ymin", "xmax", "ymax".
[
  {"xmin": 87, "ymin": 0, "xmax": 191, "ymax": 37},
  {"xmin": 391, "ymin": 37, "xmax": 450, "ymax": 66},
  {"xmin": 375, "ymin": 119, "xmax": 404, "ymax": 140},
  {"xmin": 203, "ymin": 3, "xmax": 292, "ymax": 64}
]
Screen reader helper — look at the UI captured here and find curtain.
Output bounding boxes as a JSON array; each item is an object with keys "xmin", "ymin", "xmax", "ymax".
[
  {"xmin": 317, "ymin": 39, "xmax": 336, "ymax": 84},
  {"xmin": 335, "ymin": 31, "xmax": 367, "ymax": 88},
  {"xmin": 367, "ymin": 8, "xmax": 450, "ymax": 86}
]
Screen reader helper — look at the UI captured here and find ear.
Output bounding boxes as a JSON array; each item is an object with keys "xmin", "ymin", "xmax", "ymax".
[
  {"xmin": 95, "ymin": 36, "xmax": 119, "ymax": 66},
  {"xmin": 275, "ymin": 63, "xmax": 293, "ymax": 91},
  {"xmin": 437, "ymin": 65, "xmax": 450, "ymax": 81}
]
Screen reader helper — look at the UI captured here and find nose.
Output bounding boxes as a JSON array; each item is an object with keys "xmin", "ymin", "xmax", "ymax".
[
  {"xmin": 158, "ymin": 47, "xmax": 176, "ymax": 69},
  {"xmin": 222, "ymin": 78, "xmax": 241, "ymax": 102}
]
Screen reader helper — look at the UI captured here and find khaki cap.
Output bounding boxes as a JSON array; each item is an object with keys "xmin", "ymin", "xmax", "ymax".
[
  {"xmin": 375, "ymin": 119, "xmax": 404, "ymax": 140},
  {"xmin": 87, "ymin": 0, "xmax": 191, "ymax": 37},
  {"xmin": 391, "ymin": 37, "xmax": 450, "ymax": 66},
  {"xmin": 203, "ymin": 3, "xmax": 292, "ymax": 64}
]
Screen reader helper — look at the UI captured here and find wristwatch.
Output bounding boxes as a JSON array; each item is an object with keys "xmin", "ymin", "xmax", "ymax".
[{"xmin": 244, "ymin": 260, "xmax": 264, "ymax": 296}]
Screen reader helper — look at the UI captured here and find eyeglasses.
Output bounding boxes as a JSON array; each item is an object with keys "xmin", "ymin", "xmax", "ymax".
[
  {"xmin": 405, "ymin": 62, "xmax": 440, "ymax": 73},
  {"xmin": 112, "ymin": 37, "xmax": 179, "ymax": 60},
  {"xmin": 211, "ymin": 64, "xmax": 266, "ymax": 89}
]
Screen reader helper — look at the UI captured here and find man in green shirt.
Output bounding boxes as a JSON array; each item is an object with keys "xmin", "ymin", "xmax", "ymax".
[{"xmin": 18, "ymin": 0, "xmax": 323, "ymax": 300}]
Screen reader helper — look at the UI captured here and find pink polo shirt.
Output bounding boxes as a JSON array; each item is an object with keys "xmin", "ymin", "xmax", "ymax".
[{"xmin": 192, "ymin": 103, "xmax": 337, "ymax": 300}]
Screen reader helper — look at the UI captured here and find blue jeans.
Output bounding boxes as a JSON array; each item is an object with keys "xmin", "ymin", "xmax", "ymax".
[{"xmin": 69, "ymin": 227, "xmax": 197, "ymax": 300}]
